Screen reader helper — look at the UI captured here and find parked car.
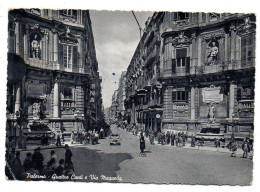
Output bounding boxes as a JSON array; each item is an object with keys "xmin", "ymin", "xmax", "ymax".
[{"xmin": 110, "ymin": 133, "xmax": 121, "ymax": 145}]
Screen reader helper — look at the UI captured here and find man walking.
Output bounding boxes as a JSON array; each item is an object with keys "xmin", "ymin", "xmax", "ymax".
[{"xmin": 64, "ymin": 144, "xmax": 74, "ymax": 171}]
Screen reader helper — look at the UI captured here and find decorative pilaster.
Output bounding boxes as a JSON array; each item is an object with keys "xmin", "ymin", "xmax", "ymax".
[
  {"xmin": 53, "ymin": 80, "xmax": 60, "ymax": 118},
  {"xmin": 15, "ymin": 21, "xmax": 20, "ymax": 55},
  {"xmin": 229, "ymin": 81, "xmax": 237, "ymax": 119},
  {"xmin": 190, "ymin": 86, "xmax": 196, "ymax": 120},
  {"xmin": 53, "ymin": 32, "xmax": 58, "ymax": 66}
]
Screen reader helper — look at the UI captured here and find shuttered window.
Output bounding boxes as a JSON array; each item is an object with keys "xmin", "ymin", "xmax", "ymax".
[
  {"xmin": 172, "ymin": 89, "xmax": 189, "ymax": 102},
  {"xmin": 173, "ymin": 48, "xmax": 190, "ymax": 74},
  {"xmin": 60, "ymin": 44, "xmax": 78, "ymax": 71}
]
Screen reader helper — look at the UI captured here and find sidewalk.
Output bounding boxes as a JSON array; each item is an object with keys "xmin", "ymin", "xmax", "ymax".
[
  {"xmin": 128, "ymin": 129, "xmax": 246, "ymax": 156},
  {"xmin": 15, "ymin": 144, "xmax": 65, "ymax": 152}
]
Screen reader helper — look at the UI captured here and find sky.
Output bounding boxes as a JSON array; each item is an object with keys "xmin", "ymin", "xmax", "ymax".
[{"xmin": 89, "ymin": 10, "xmax": 153, "ymax": 108}]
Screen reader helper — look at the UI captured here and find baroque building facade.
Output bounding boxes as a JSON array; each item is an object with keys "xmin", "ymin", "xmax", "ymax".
[
  {"xmin": 7, "ymin": 9, "xmax": 104, "ymax": 146},
  {"xmin": 116, "ymin": 71, "xmax": 127, "ymax": 122},
  {"xmin": 124, "ymin": 12, "xmax": 255, "ymax": 140}
]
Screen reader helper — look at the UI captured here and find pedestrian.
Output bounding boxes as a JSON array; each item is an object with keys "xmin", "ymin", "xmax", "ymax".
[
  {"xmin": 12, "ymin": 151, "xmax": 24, "ymax": 179},
  {"xmin": 242, "ymin": 138, "xmax": 250, "ymax": 158},
  {"xmin": 64, "ymin": 144, "xmax": 73, "ymax": 170},
  {"xmin": 190, "ymin": 135, "xmax": 196, "ymax": 147},
  {"xmin": 56, "ymin": 131, "xmax": 61, "ymax": 146},
  {"xmin": 230, "ymin": 139, "xmax": 238, "ymax": 158},
  {"xmin": 70, "ymin": 131, "xmax": 75, "ymax": 144},
  {"xmin": 23, "ymin": 152, "xmax": 33, "ymax": 172},
  {"xmin": 55, "ymin": 159, "xmax": 65, "ymax": 176},
  {"xmin": 158, "ymin": 132, "xmax": 161, "ymax": 144},
  {"xmin": 32, "ymin": 147, "xmax": 44, "ymax": 172},
  {"xmin": 139, "ymin": 132, "xmax": 146, "ymax": 155},
  {"xmin": 50, "ymin": 150, "xmax": 58, "ymax": 167},
  {"xmin": 171, "ymin": 133, "xmax": 175, "ymax": 146},
  {"xmin": 42, "ymin": 161, "xmax": 55, "ymax": 179},
  {"xmin": 214, "ymin": 138, "xmax": 221, "ymax": 151},
  {"xmin": 175, "ymin": 135, "xmax": 179, "ymax": 146},
  {"xmin": 166, "ymin": 131, "xmax": 170, "ymax": 145}
]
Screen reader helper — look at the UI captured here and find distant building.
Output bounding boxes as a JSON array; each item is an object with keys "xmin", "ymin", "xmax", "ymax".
[
  {"xmin": 117, "ymin": 71, "xmax": 127, "ymax": 121},
  {"xmin": 7, "ymin": 9, "xmax": 104, "ymax": 147},
  {"xmin": 110, "ymin": 90, "xmax": 118, "ymax": 122}
]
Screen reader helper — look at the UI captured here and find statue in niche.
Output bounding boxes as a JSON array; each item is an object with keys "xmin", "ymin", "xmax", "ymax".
[
  {"xmin": 207, "ymin": 102, "xmax": 216, "ymax": 123},
  {"xmin": 205, "ymin": 41, "xmax": 219, "ymax": 65},
  {"xmin": 31, "ymin": 34, "xmax": 41, "ymax": 59}
]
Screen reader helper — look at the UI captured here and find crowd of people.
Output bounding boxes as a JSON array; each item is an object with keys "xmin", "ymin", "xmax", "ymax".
[
  {"xmin": 117, "ymin": 122, "xmax": 253, "ymax": 159},
  {"xmin": 70, "ymin": 129, "xmax": 106, "ymax": 145},
  {"xmin": 5, "ymin": 144, "xmax": 74, "ymax": 180}
]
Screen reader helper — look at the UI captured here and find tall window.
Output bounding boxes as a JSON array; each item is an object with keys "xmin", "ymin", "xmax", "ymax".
[
  {"xmin": 8, "ymin": 20, "xmax": 15, "ymax": 53},
  {"xmin": 173, "ymin": 12, "xmax": 189, "ymax": 21},
  {"xmin": 60, "ymin": 9, "xmax": 78, "ymax": 20},
  {"xmin": 241, "ymin": 34, "xmax": 254, "ymax": 66},
  {"xmin": 60, "ymin": 44, "xmax": 78, "ymax": 70},
  {"xmin": 172, "ymin": 88, "xmax": 189, "ymax": 102},
  {"xmin": 172, "ymin": 48, "xmax": 190, "ymax": 75},
  {"xmin": 63, "ymin": 45, "xmax": 73, "ymax": 69}
]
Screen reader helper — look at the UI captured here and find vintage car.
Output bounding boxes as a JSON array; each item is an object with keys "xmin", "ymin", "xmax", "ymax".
[{"xmin": 110, "ymin": 133, "xmax": 121, "ymax": 145}]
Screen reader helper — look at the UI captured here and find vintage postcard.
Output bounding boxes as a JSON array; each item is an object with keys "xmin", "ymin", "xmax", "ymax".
[{"xmin": 5, "ymin": 8, "xmax": 255, "ymax": 186}]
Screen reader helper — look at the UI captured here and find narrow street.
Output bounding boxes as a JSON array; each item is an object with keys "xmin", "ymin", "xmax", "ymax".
[
  {"xmin": 84, "ymin": 124, "xmax": 253, "ymax": 185},
  {"xmin": 21, "ymin": 124, "xmax": 252, "ymax": 185}
]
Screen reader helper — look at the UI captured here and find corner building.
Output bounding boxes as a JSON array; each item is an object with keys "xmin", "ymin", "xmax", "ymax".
[
  {"xmin": 160, "ymin": 12, "xmax": 255, "ymax": 139},
  {"xmin": 124, "ymin": 12, "xmax": 255, "ymax": 140},
  {"xmin": 7, "ymin": 9, "xmax": 103, "ymax": 145}
]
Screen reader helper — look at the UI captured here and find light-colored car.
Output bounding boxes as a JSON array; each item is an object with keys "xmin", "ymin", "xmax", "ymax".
[{"xmin": 110, "ymin": 133, "xmax": 121, "ymax": 145}]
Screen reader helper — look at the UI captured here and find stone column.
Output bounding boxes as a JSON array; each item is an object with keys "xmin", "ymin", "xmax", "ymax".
[
  {"xmin": 14, "ymin": 84, "xmax": 21, "ymax": 113},
  {"xmin": 229, "ymin": 82, "xmax": 237, "ymax": 119},
  {"xmin": 53, "ymin": 80, "xmax": 59, "ymax": 118},
  {"xmin": 15, "ymin": 21, "xmax": 20, "ymax": 55}
]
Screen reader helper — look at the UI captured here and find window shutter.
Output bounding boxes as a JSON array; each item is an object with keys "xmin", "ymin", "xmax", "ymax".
[
  {"xmin": 172, "ymin": 91, "xmax": 176, "ymax": 102},
  {"xmin": 186, "ymin": 57, "xmax": 190, "ymax": 73},
  {"xmin": 73, "ymin": 46, "xmax": 78, "ymax": 72},
  {"xmin": 172, "ymin": 59, "xmax": 176, "ymax": 74},
  {"xmin": 59, "ymin": 43, "xmax": 64, "ymax": 69}
]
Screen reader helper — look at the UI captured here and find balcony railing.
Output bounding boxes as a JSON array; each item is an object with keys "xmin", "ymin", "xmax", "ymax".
[
  {"xmin": 160, "ymin": 59, "xmax": 255, "ymax": 78},
  {"xmin": 238, "ymin": 99, "xmax": 254, "ymax": 112},
  {"xmin": 61, "ymin": 100, "xmax": 75, "ymax": 112}
]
